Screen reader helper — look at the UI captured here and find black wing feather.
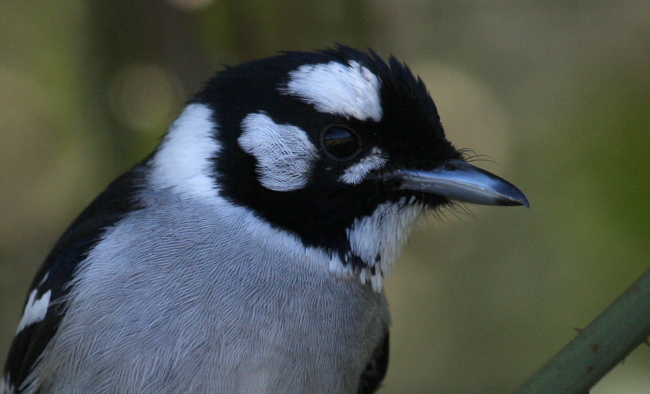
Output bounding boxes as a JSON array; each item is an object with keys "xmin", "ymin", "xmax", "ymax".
[
  {"xmin": 3, "ymin": 166, "xmax": 145, "ymax": 392},
  {"xmin": 357, "ymin": 330, "xmax": 389, "ymax": 394}
]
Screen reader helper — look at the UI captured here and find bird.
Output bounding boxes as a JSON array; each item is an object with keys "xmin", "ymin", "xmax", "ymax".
[{"xmin": 1, "ymin": 46, "xmax": 528, "ymax": 393}]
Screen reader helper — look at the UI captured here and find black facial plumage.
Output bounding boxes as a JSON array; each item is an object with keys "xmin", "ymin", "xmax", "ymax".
[
  {"xmin": 193, "ymin": 46, "xmax": 461, "ymax": 263},
  {"xmin": 3, "ymin": 46, "xmax": 528, "ymax": 394}
]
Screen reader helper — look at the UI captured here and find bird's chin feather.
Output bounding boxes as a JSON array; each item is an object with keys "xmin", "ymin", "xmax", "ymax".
[{"xmin": 342, "ymin": 198, "xmax": 426, "ymax": 292}]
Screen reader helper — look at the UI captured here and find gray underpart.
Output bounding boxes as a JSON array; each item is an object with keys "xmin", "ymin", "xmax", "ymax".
[{"xmin": 24, "ymin": 189, "xmax": 389, "ymax": 394}]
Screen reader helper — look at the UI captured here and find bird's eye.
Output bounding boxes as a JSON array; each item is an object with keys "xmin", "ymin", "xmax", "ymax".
[{"xmin": 320, "ymin": 125, "xmax": 362, "ymax": 161}]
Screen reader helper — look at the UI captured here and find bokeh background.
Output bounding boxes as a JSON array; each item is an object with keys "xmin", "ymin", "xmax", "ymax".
[{"xmin": 1, "ymin": 1, "xmax": 650, "ymax": 392}]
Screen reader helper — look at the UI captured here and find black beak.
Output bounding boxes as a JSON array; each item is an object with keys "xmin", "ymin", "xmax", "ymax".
[{"xmin": 398, "ymin": 159, "xmax": 529, "ymax": 207}]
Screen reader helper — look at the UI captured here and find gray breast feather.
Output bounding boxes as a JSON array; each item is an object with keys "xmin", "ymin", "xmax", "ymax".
[{"xmin": 26, "ymin": 192, "xmax": 390, "ymax": 393}]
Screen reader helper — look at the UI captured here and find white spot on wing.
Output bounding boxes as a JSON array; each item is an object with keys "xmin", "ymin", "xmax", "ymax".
[
  {"xmin": 339, "ymin": 147, "xmax": 387, "ymax": 185},
  {"xmin": 150, "ymin": 103, "xmax": 220, "ymax": 201},
  {"xmin": 16, "ymin": 289, "xmax": 51, "ymax": 334},
  {"xmin": 38, "ymin": 271, "xmax": 49, "ymax": 287},
  {"xmin": 1, "ymin": 373, "xmax": 15, "ymax": 394},
  {"xmin": 239, "ymin": 112, "xmax": 317, "ymax": 191},
  {"xmin": 282, "ymin": 61, "xmax": 382, "ymax": 121}
]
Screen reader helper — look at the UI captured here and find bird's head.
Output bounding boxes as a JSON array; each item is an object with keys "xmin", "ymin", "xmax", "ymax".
[{"xmin": 150, "ymin": 46, "xmax": 528, "ymax": 290}]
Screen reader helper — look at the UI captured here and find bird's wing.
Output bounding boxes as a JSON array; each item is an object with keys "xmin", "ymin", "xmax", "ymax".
[
  {"xmin": 357, "ymin": 329, "xmax": 390, "ymax": 394},
  {"xmin": 3, "ymin": 168, "xmax": 145, "ymax": 392}
]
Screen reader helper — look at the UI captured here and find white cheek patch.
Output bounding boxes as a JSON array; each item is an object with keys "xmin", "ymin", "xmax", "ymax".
[
  {"xmin": 282, "ymin": 61, "xmax": 382, "ymax": 122},
  {"xmin": 239, "ymin": 112, "xmax": 317, "ymax": 192},
  {"xmin": 16, "ymin": 289, "xmax": 52, "ymax": 334},
  {"xmin": 150, "ymin": 104, "xmax": 221, "ymax": 201},
  {"xmin": 339, "ymin": 147, "xmax": 388, "ymax": 185}
]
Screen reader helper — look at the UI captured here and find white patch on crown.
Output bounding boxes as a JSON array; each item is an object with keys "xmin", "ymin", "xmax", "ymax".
[
  {"xmin": 16, "ymin": 289, "xmax": 51, "ymax": 334},
  {"xmin": 282, "ymin": 61, "xmax": 382, "ymax": 121},
  {"xmin": 150, "ymin": 103, "xmax": 220, "ymax": 201},
  {"xmin": 239, "ymin": 112, "xmax": 318, "ymax": 192},
  {"xmin": 346, "ymin": 199, "xmax": 425, "ymax": 292},
  {"xmin": 340, "ymin": 147, "xmax": 388, "ymax": 185}
]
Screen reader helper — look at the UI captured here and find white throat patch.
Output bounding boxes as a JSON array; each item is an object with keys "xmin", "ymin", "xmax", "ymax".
[
  {"xmin": 346, "ymin": 198, "xmax": 424, "ymax": 291},
  {"xmin": 282, "ymin": 61, "xmax": 383, "ymax": 122},
  {"xmin": 239, "ymin": 112, "xmax": 318, "ymax": 192}
]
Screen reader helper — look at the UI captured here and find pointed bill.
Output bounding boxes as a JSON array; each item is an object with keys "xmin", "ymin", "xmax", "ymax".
[{"xmin": 399, "ymin": 159, "xmax": 529, "ymax": 207}]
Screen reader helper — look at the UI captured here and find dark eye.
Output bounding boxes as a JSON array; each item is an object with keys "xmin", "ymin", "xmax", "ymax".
[{"xmin": 320, "ymin": 125, "xmax": 362, "ymax": 161}]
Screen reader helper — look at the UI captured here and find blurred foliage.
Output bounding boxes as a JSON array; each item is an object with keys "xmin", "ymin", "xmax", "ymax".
[{"xmin": 1, "ymin": 1, "xmax": 650, "ymax": 392}]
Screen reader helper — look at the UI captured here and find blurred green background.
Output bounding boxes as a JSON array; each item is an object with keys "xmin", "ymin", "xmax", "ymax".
[{"xmin": 1, "ymin": 1, "xmax": 649, "ymax": 392}]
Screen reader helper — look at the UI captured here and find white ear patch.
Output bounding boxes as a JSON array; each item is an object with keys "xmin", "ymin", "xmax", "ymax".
[
  {"xmin": 150, "ymin": 103, "xmax": 221, "ymax": 201},
  {"xmin": 282, "ymin": 61, "xmax": 382, "ymax": 122},
  {"xmin": 340, "ymin": 147, "xmax": 388, "ymax": 185},
  {"xmin": 239, "ymin": 112, "xmax": 317, "ymax": 192}
]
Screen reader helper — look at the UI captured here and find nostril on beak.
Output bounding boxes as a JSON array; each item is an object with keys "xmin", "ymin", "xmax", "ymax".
[{"xmin": 443, "ymin": 162, "xmax": 457, "ymax": 171}]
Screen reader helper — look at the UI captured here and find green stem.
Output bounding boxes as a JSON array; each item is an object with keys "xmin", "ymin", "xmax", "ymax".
[{"xmin": 516, "ymin": 267, "xmax": 650, "ymax": 393}]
